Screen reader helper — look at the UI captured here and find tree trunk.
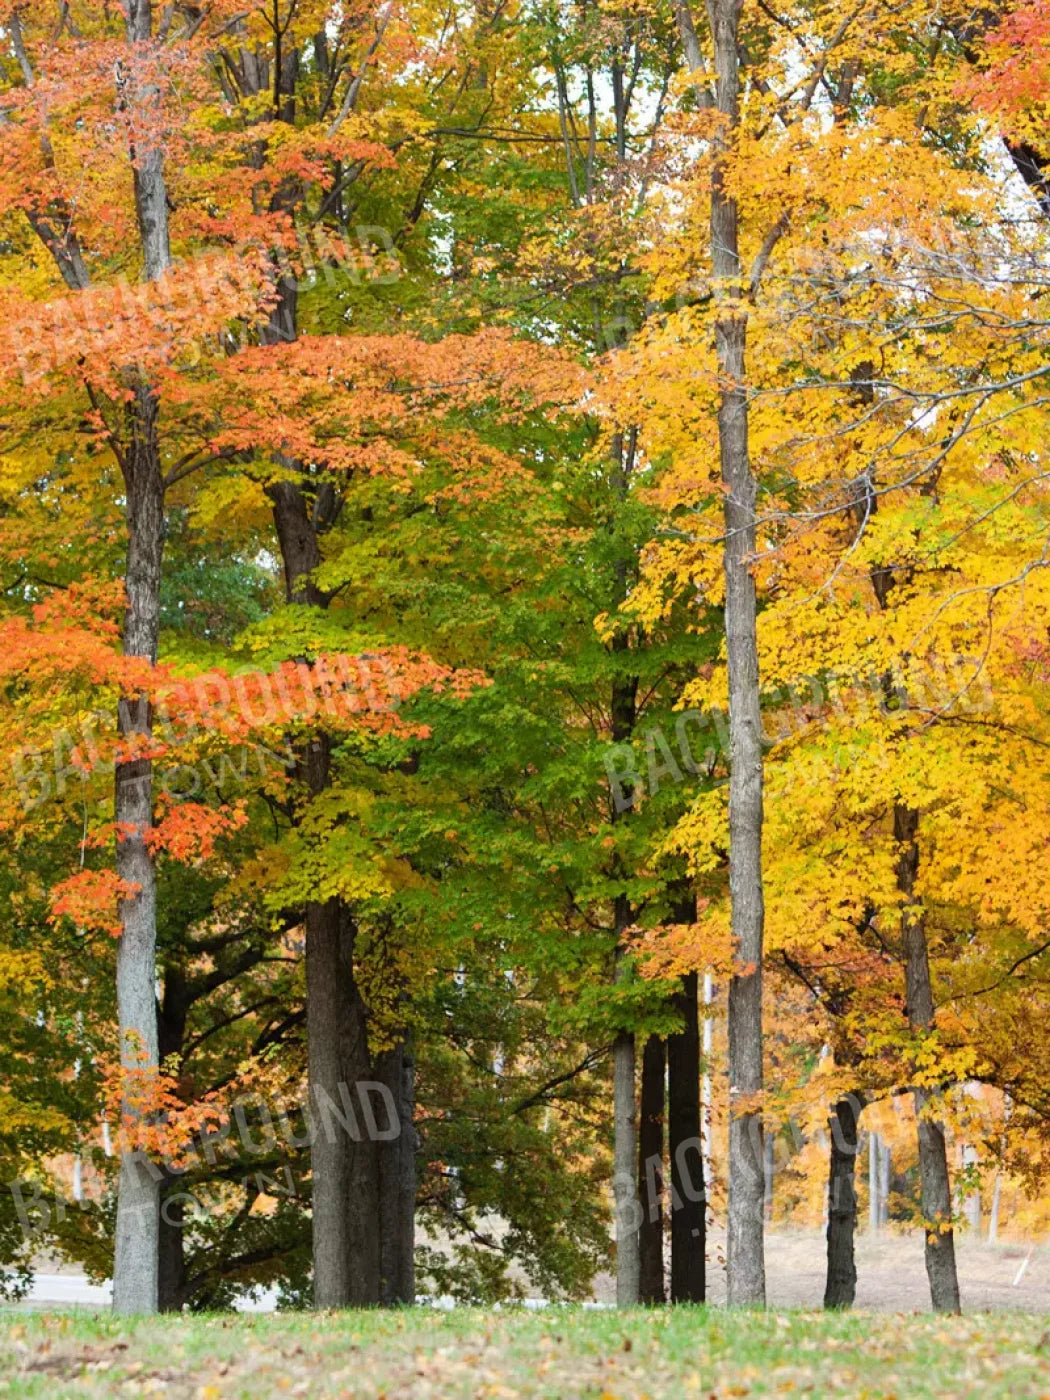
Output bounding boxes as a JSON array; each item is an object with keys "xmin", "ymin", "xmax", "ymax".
[
  {"xmin": 269, "ymin": 424, "xmax": 387, "ymax": 1307},
  {"xmin": 706, "ymin": 0, "xmax": 766, "ymax": 1308},
  {"xmin": 824, "ymin": 1094, "xmax": 863, "ymax": 1309},
  {"xmin": 306, "ymin": 890, "xmax": 380, "ymax": 1307},
  {"xmin": 613, "ymin": 1024, "xmax": 640, "ymax": 1306},
  {"xmin": 668, "ymin": 970, "xmax": 705, "ymax": 1303},
  {"xmin": 638, "ymin": 1035, "xmax": 666, "ymax": 1304},
  {"xmin": 763, "ymin": 1132, "xmax": 775, "ymax": 1223},
  {"xmin": 123, "ymin": 0, "xmax": 173, "ymax": 279},
  {"xmin": 157, "ymin": 1186, "xmax": 185, "ymax": 1313},
  {"xmin": 110, "ymin": 0, "xmax": 173, "ymax": 1318},
  {"xmin": 895, "ymin": 802, "xmax": 961, "ymax": 1314},
  {"xmin": 376, "ymin": 1036, "xmax": 417, "ymax": 1304},
  {"xmin": 988, "ymin": 1172, "xmax": 1001, "ymax": 1243},
  {"xmin": 397, "ymin": 1038, "xmax": 417, "ymax": 1303},
  {"xmin": 879, "ymin": 1140, "xmax": 891, "ymax": 1227},
  {"xmin": 610, "ymin": 648, "xmax": 640, "ymax": 1307},
  {"xmin": 112, "ymin": 396, "xmax": 165, "ymax": 1315},
  {"xmin": 961, "ymin": 1144, "xmax": 981, "ymax": 1232}
]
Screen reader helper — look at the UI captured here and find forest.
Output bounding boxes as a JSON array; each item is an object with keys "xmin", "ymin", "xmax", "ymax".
[{"xmin": 0, "ymin": 0, "xmax": 1049, "ymax": 1329}]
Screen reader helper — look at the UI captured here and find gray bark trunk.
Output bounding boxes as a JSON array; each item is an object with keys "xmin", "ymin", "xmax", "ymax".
[
  {"xmin": 988, "ymin": 1173, "xmax": 1001, "ymax": 1243},
  {"xmin": 112, "ymin": 389, "xmax": 165, "ymax": 1315},
  {"xmin": 824, "ymin": 1095, "xmax": 862, "ymax": 1308},
  {"xmin": 879, "ymin": 1140, "xmax": 891, "ymax": 1227},
  {"xmin": 895, "ymin": 802, "xmax": 961, "ymax": 1313},
  {"xmin": 610, "ymin": 649, "xmax": 640, "ymax": 1306},
  {"xmin": 111, "ymin": 0, "xmax": 173, "ymax": 1318},
  {"xmin": 705, "ymin": 0, "xmax": 766, "ymax": 1308},
  {"xmin": 123, "ymin": 1, "xmax": 172, "ymax": 281},
  {"xmin": 668, "ymin": 970, "xmax": 706, "ymax": 1302},
  {"xmin": 763, "ymin": 1132, "xmax": 775, "ymax": 1223},
  {"xmin": 613, "ymin": 1025, "xmax": 640, "ymax": 1306},
  {"xmin": 638, "ymin": 1035, "xmax": 666, "ymax": 1304}
]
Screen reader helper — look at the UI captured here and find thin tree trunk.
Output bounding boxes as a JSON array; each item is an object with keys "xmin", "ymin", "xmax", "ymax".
[
  {"xmin": 668, "ymin": 970, "xmax": 705, "ymax": 1302},
  {"xmin": 869, "ymin": 1131, "xmax": 880, "ymax": 1234},
  {"xmin": 895, "ymin": 802, "xmax": 961, "ymax": 1313},
  {"xmin": 961, "ymin": 1144, "xmax": 981, "ymax": 1232},
  {"xmin": 879, "ymin": 1140, "xmax": 891, "ymax": 1227},
  {"xmin": 613, "ymin": 1023, "xmax": 640, "ymax": 1306},
  {"xmin": 824, "ymin": 1094, "xmax": 863, "ymax": 1308},
  {"xmin": 638, "ymin": 1035, "xmax": 666, "ymax": 1304},
  {"xmin": 701, "ymin": 972, "xmax": 713, "ymax": 1187},
  {"xmin": 763, "ymin": 1132, "xmax": 775, "ymax": 1223},
  {"xmin": 112, "ymin": 391, "xmax": 165, "ymax": 1315},
  {"xmin": 610, "ymin": 641, "xmax": 640, "ymax": 1305},
  {"xmin": 704, "ymin": 0, "xmax": 766, "ymax": 1307},
  {"xmin": 110, "ymin": 0, "xmax": 173, "ymax": 1318},
  {"xmin": 988, "ymin": 1173, "xmax": 1001, "ymax": 1243}
]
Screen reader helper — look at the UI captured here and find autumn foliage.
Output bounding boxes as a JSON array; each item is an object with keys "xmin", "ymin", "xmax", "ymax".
[{"xmin": 0, "ymin": 0, "xmax": 1049, "ymax": 1317}]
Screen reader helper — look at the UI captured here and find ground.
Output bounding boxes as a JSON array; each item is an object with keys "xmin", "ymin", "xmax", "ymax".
[
  {"xmin": 587, "ymin": 1230, "xmax": 1050, "ymax": 1312},
  {"xmin": 4, "ymin": 1232, "xmax": 1048, "ymax": 1397},
  {"xmin": 2, "ymin": 1305, "xmax": 1050, "ymax": 1398}
]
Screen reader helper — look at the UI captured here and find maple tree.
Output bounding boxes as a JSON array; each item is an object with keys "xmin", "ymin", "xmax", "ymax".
[{"xmin": 2, "ymin": 0, "xmax": 1050, "ymax": 1325}]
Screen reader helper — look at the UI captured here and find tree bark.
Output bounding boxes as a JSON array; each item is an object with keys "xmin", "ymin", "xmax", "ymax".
[
  {"xmin": 613, "ymin": 1023, "xmax": 640, "ymax": 1306},
  {"xmin": 306, "ymin": 887, "xmax": 380, "ymax": 1307},
  {"xmin": 704, "ymin": 0, "xmax": 767, "ymax": 1308},
  {"xmin": 376, "ymin": 1036, "xmax": 417, "ymax": 1304},
  {"xmin": 110, "ymin": 0, "xmax": 173, "ymax": 1318},
  {"xmin": 638, "ymin": 1035, "xmax": 666, "ymax": 1304},
  {"xmin": 157, "ymin": 1186, "xmax": 185, "ymax": 1313},
  {"xmin": 266, "ymin": 293, "xmax": 395, "ymax": 1306},
  {"xmin": 112, "ymin": 389, "xmax": 166, "ymax": 1315},
  {"xmin": 668, "ymin": 970, "xmax": 705, "ymax": 1302},
  {"xmin": 879, "ymin": 1139, "xmax": 891, "ymax": 1227},
  {"xmin": 895, "ymin": 802, "xmax": 961, "ymax": 1314},
  {"xmin": 824, "ymin": 1094, "xmax": 863, "ymax": 1309},
  {"xmin": 610, "ymin": 640, "xmax": 640, "ymax": 1306}
]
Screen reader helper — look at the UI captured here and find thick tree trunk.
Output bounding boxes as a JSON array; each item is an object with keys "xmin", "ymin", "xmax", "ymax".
[
  {"xmin": 895, "ymin": 802, "xmax": 961, "ymax": 1314},
  {"xmin": 306, "ymin": 889, "xmax": 380, "ymax": 1307},
  {"xmin": 269, "ymin": 437, "xmax": 388, "ymax": 1307},
  {"xmin": 638, "ymin": 1035, "xmax": 666, "ymax": 1304},
  {"xmin": 112, "ymin": 397, "xmax": 165, "ymax": 1315},
  {"xmin": 706, "ymin": 0, "xmax": 766, "ymax": 1308},
  {"xmin": 376, "ymin": 1037, "xmax": 417, "ymax": 1304},
  {"xmin": 668, "ymin": 970, "xmax": 705, "ymax": 1302},
  {"xmin": 824, "ymin": 1095, "xmax": 863, "ymax": 1309},
  {"xmin": 157, "ymin": 1187, "xmax": 185, "ymax": 1313}
]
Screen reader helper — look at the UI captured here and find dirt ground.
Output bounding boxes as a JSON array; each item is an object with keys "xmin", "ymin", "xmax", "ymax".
[{"xmin": 589, "ymin": 1229, "xmax": 1050, "ymax": 1312}]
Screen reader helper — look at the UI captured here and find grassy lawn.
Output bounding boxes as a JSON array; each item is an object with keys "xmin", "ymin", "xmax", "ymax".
[{"xmin": 1, "ymin": 1306, "xmax": 1048, "ymax": 1398}]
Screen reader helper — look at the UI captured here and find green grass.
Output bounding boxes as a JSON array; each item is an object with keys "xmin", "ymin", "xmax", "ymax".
[{"xmin": 1, "ymin": 1306, "xmax": 1048, "ymax": 1398}]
